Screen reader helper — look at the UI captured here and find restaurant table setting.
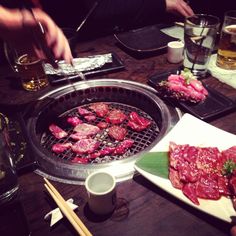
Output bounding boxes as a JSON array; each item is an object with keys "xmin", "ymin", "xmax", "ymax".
[{"xmin": 1, "ymin": 10, "xmax": 236, "ymax": 236}]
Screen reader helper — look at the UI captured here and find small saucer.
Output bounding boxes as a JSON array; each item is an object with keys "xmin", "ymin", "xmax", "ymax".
[{"xmin": 207, "ymin": 54, "xmax": 236, "ymax": 89}]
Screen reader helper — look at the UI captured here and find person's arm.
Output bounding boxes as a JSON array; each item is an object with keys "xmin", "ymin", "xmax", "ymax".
[
  {"xmin": 0, "ymin": 5, "xmax": 72, "ymax": 64},
  {"xmin": 81, "ymin": 0, "xmax": 194, "ymax": 37}
]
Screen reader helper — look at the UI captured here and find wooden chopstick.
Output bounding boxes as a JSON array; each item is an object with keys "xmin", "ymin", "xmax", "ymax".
[
  {"xmin": 174, "ymin": 21, "xmax": 184, "ymax": 27},
  {"xmin": 44, "ymin": 178, "xmax": 92, "ymax": 236}
]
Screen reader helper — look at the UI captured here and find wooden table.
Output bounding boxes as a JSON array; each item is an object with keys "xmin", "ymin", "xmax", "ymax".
[{"xmin": 1, "ymin": 34, "xmax": 236, "ymax": 236}]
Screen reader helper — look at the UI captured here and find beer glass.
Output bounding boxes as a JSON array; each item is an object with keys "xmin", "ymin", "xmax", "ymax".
[
  {"xmin": 4, "ymin": 42, "xmax": 49, "ymax": 92},
  {"xmin": 216, "ymin": 10, "xmax": 236, "ymax": 70}
]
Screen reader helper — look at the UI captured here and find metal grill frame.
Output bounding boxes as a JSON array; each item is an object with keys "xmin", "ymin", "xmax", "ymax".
[{"xmin": 26, "ymin": 79, "xmax": 181, "ymax": 184}]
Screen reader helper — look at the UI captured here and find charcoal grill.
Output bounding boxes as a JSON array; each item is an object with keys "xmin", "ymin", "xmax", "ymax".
[{"xmin": 25, "ymin": 79, "xmax": 181, "ymax": 184}]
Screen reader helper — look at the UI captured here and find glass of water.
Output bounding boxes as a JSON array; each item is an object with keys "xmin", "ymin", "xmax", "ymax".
[{"xmin": 183, "ymin": 14, "xmax": 220, "ymax": 77}]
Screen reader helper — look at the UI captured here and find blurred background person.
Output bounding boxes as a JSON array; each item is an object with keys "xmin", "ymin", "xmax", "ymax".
[
  {"xmin": 189, "ymin": 0, "xmax": 235, "ymax": 22},
  {"xmin": 30, "ymin": 0, "xmax": 194, "ymax": 39}
]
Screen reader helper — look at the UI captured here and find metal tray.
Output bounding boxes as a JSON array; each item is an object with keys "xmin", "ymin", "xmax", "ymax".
[
  {"xmin": 148, "ymin": 70, "xmax": 236, "ymax": 121},
  {"xmin": 48, "ymin": 52, "xmax": 125, "ymax": 84},
  {"xmin": 114, "ymin": 24, "xmax": 178, "ymax": 53}
]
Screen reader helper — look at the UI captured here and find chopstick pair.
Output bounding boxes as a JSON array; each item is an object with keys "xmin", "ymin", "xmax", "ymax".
[{"xmin": 44, "ymin": 178, "xmax": 92, "ymax": 236}]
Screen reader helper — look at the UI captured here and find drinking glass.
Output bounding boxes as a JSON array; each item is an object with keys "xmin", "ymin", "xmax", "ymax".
[
  {"xmin": 0, "ymin": 113, "xmax": 19, "ymax": 205},
  {"xmin": 4, "ymin": 42, "xmax": 49, "ymax": 92},
  {"xmin": 183, "ymin": 14, "xmax": 220, "ymax": 77},
  {"xmin": 216, "ymin": 10, "xmax": 236, "ymax": 70}
]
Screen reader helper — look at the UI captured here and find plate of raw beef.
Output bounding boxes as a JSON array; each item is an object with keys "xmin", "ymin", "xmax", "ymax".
[
  {"xmin": 148, "ymin": 70, "xmax": 236, "ymax": 121},
  {"xmin": 134, "ymin": 113, "xmax": 236, "ymax": 222}
]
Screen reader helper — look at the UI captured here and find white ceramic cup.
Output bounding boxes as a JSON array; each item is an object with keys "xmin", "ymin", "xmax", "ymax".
[
  {"xmin": 85, "ymin": 171, "xmax": 116, "ymax": 215},
  {"xmin": 167, "ymin": 41, "xmax": 184, "ymax": 63}
]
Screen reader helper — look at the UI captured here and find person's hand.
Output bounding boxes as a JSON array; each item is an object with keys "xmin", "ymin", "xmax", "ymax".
[
  {"xmin": 165, "ymin": 0, "xmax": 194, "ymax": 17},
  {"xmin": 231, "ymin": 225, "xmax": 236, "ymax": 236},
  {"xmin": 0, "ymin": 6, "xmax": 73, "ymax": 64}
]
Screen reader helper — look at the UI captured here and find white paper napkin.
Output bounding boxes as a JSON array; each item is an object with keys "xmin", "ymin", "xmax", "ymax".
[{"xmin": 207, "ymin": 54, "xmax": 236, "ymax": 89}]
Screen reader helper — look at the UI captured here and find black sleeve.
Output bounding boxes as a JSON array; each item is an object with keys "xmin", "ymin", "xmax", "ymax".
[
  {"xmin": 81, "ymin": 0, "xmax": 167, "ymax": 37},
  {"xmin": 39, "ymin": 0, "xmax": 168, "ymax": 39}
]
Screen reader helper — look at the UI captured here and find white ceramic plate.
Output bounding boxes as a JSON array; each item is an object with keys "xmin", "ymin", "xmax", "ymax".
[{"xmin": 134, "ymin": 113, "xmax": 236, "ymax": 222}]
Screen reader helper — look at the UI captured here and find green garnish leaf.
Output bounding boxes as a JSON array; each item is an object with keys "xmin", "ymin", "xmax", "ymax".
[
  {"xmin": 135, "ymin": 152, "xmax": 169, "ymax": 179},
  {"xmin": 180, "ymin": 68, "xmax": 197, "ymax": 84},
  {"xmin": 223, "ymin": 159, "xmax": 236, "ymax": 176}
]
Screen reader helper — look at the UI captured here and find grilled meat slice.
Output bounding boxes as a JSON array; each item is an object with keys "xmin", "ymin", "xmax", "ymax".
[
  {"xmin": 106, "ymin": 109, "xmax": 127, "ymax": 125},
  {"xmin": 73, "ymin": 123, "xmax": 100, "ymax": 136},
  {"xmin": 67, "ymin": 117, "xmax": 83, "ymax": 127},
  {"xmin": 71, "ymin": 138, "xmax": 100, "ymax": 154},
  {"xmin": 127, "ymin": 112, "xmax": 151, "ymax": 132},
  {"xmin": 89, "ymin": 102, "xmax": 109, "ymax": 117},
  {"xmin": 108, "ymin": 125, "xmax": 127, "ymax": 141},
  {"xmin": 49, "ymin": 124, "xmax": 68, "ymax": 139},
  {"xmin": 52, "ymin": 142, "xmax": 72, "ymax": 153}
]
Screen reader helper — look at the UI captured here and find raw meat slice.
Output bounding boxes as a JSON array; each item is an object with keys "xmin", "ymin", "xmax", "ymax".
[
  {"xmin": 127, "ymin": 112, "xmax": 151, "ymax": 132},
  {"xmin": 67, "ymin": 117, "xmax": 83, "ymax": 127},
  {"xmin": 177, "ymin": 162, "xmax": 199, "ymax": 183},
  {"xmin": 106, "ymin": 109, "xmax": 127, "ymax": 124},
  {"xmin": 182, "ymin": 183, "xmax": 199, "ymax": 205},
  {"xmin": 156, "ymin": 69, "xmax": 208, "ymax": 103},
  {"xmin": 52, "ymin": 142, "xmax": 72, "ymax": 153},
  {"xmin": 89, "ymin": 102, "xmax": 109, "ymax": 117},
  {"xmin": 168, "ymin": 142, "xmax": 236, "ymax": 205},
  {"xmin": 195, "ymin": 147, "xmax": 222, "ymax": 174},
  {"xmin": 169, "ymin": 168, "xmax": 183, "ymax": 189},
  {"xmin": 229, "ymin": 173, "xmax": 236, "ymax": 195},
  {"xmin": 49, "ymin": 124, "xmax": 68, "ymax": 139},
  {"xmin": 195, "ymin": 173, "xmax": 220, "ymax": 200},
  {"xmin": 71, "ymin": 138, "xmax": 100, "ymax": 154},
  {"xmin": 108, "ymin": 125, "xmax": 127, "ymax": 141},
  {"xmin": 217, "ymin": 176, "xmax": 231, "ymax": 196},
  {"xmin": 222, "ymin": 146, "xmax": 236, "ymax": 163}
]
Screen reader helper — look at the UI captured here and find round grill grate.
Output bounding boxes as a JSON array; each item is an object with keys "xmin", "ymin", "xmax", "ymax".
[
  {"xmin": 41, "ymin": 102, "xmax": 160, "ymax": 164},
  {"xmin": 25, "ymin": 79, "xmax": 180, "ymax": 184}
]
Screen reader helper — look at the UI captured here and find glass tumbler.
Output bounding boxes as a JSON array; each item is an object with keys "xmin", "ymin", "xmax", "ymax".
[
  {"xmin": 0, "ymin": 113, "xmax": 19, "ymax": 204},
  {"xmin": 216, "ymin": 10, "xmax": 236, "ymax": 70}
]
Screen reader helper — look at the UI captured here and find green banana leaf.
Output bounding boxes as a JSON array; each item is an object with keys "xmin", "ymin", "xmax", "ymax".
[{"xmin": 135, "ymin": 152, "xmax": 169, "ymax": 179}]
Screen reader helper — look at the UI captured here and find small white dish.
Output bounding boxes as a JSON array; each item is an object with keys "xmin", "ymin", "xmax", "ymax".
[
  {"xmin": 167, "ymin": 41, "xmax": 184, "ymax": 63},
  {"xmin": 85, "ymin": 171, "xmax": 116, "ymax": 215}
]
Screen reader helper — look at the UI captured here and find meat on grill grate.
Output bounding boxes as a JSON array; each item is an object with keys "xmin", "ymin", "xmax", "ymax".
[
  {"xmin": 89, "ymin": 102, "xmax": 109, "ymax": 117},
  {"xmin": 108, "ymin": 125, "xmax": 127, "ymax": 141},
  {"xmin": 46, "ymin": 102, "xmax": 158, "ymax": 164},
  {"xmin": 106, "ymin": 109, "xmax": 127, "ymax": 124},
  {"xmin": 71, "ymin": 138, "xmax": 101, "ymax": 154},
  {"xmin": 127, "ymin": 112, "xmax": 151, "ymax": 131},
  {"xmin": 67, "ymin": 117, "xmax": 83, "ymax": 127},
  {"xmin": 49, "ymin": 124, "xmax": 68, "ymax": 139}
]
